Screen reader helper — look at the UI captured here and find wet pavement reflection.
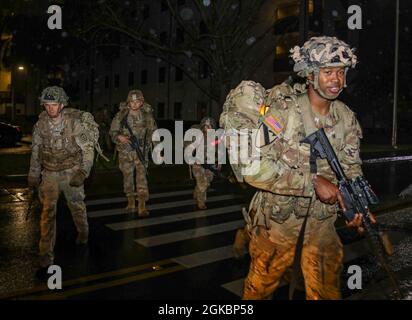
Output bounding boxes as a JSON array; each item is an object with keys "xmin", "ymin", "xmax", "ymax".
[{"xmin": 0, "ymin": 159, "xmax": 411, "ymax": 299}]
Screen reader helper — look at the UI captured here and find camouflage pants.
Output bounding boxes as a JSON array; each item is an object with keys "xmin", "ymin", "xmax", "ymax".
[
  {"xmin": 118, "ymin": 151, "xmax": 148, "ymax": 200},
  {"xmin": 243, "ymin": 214, "xmax": 343, "ymax": 300},
  {"xmin": 38, "ymin": 167, "xmax": 88, "ymax": 267},
  {"xmin": 192, "ymin": 165, "xmax": 214, "ymax": 202}
]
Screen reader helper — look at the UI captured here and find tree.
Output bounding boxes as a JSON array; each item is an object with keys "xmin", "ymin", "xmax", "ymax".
[
  {"xmin": 71, "ymin": 0, "xmax": 281, "ymax": 105},
  {"xmin": 0, "ymin": 10, "xmax": 12, "ymax": 73}
]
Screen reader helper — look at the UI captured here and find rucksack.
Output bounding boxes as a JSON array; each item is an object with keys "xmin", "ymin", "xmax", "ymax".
[
  {"xmin": 219, "ymin": 79, "xmax": 306, "ymax": 182},
  {"xmin": 71, "ymin": 108, "xmax": 109, "ymax": 162}
]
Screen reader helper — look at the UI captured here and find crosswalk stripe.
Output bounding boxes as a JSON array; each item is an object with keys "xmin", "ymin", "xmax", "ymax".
[
  {"xmin": 107, "ymin": 204, "xmax": 242, "ymax": 231},
  {"xmin": 85, "ymin": 189, "xmax": 216, "ymax": 206},
  {"xmin": 171, "ymin": 245, "xmax": 234, "ymax": 268},
  {"xmin": 135, "ymin": 220, "xmax": 244, "ymax": 247},
  {"xmin": 222, "ymin": 278, "xmax": 245, "ymax": 297},
  {"xmin": 88, "ymin": 194, "xmax": 239, "ymax": 218}
]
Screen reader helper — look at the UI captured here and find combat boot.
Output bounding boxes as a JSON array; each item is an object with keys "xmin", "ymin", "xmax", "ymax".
[
  {"xmin": 138, "ymin": 196, "xmax": 149, "ymax": 217},
  {"xmin": 196, "ymin": 200, "xmax": 207, "ymax": 210},
  {"xmin": 233, "ymin": 228, "xmax": 250, "ymax": 259},
  {"xmin": 126, "ymin": 195, "xmax": 136, "ymax": 211}
]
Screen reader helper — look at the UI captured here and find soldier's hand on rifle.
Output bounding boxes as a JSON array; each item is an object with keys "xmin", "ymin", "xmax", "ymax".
[
  {"xmin": 118, "ymin": 134, "xmax": 131, "ymax": 145},
  {"xmin": 346, "ymin": 212, "xmax": 377, "ymax": 234},
  {"xmin": 313, "ymin": 175, "xmax": 346, "ymax": 209}
]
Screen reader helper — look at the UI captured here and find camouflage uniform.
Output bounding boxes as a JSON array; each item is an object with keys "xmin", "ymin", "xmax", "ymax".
[
  {"xmin": 109, "ymin": 90, "xmax": 157, "ymax": 215},
  {"xmin": 28, "ymin": 86, "xmax": 96, "ymax": 267},
  {"xmin": 94, "ymin": 108, "xmax": 113, "ymax": 152},
  {"xmin": 233, "ymin": 37, "xmax": 361, "ymax": 300},
  {"xmin": 190, "ymin": 117, "xmax": 217, "ymax": 210}
]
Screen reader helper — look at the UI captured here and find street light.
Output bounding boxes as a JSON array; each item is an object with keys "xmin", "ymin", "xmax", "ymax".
[
  {"xmin": 11, "ymin": 65, "xmax": 26, "ymax": 122},
  {"xmin": 392, "ymin": 0, "xmax": 399, "ymax": 149}
]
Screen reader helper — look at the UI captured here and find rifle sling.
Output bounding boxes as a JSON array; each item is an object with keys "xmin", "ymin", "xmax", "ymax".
[
  {"xmin": 288, "ymin": 95, "xmax": 319, "ymax": 300},
  {"xmin": 289, "ymin": 196, "xmax": 313, "ymax": 300}
]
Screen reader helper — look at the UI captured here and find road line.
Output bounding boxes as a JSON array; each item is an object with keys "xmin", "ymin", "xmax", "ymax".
[
  {"xmin": 31, "ymin": 265, "xmax": 185, "ymax": 300},
  {"xmin": 172, "ymin": 245, "xmax": 234, "ymax": 268},
  {"xmin": 85, "ymin": 189, "xmax": 216, "ymax": 206},
  {"xmin": 364, "ymin": 155, "xmax": 412, "ymax": 164},
  {"xmin": 26, "ymin": 245, "xmax": 239, "ymax": 299},
  {"xmin": 135, "ymin": 220, "xmax": 244, "ymax": 247},
  {"xmin": 88, "ymin": 194, "xmax": 239, "ymax": 218},
  {"xmin": 1, "ymin": 259, "xmax": 174, "ymax": 300},
  {"xmin": 107, "ymin": 204, "xmax": 242, "ymax": 231}
]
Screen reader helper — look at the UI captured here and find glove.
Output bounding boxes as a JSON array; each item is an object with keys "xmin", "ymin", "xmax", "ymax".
[
  {"xmin": 69, "ymin": 169, "xmax": 87, "ymax": 187},
  {"xmin": 28, "ymin": 175, "xmax": 40, "ymax": 188}
]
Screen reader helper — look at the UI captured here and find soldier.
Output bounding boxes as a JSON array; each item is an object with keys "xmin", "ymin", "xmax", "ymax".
[
  {"xmin": 27, "ymin": 86, "xmax": 97, "ymax": 275},
  {"xmin": 190, "ymin": 117, "xmax": 219, "ymax": 210},
  {"xmin": 109, "ymin": 90, "xmax": 157, "ymax": 216},
  {"xmin": 239, "ymin": 36, "xmax": 375, "ymax": 300},
  {"xmin": 94, "ymin": 106, "xmax": 113, "ymax": 152}
]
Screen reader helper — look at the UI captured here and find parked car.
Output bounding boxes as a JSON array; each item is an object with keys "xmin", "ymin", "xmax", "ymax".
[{"xmin": 0, "ymin": 122, "xmax": 23, "ymax": 146}]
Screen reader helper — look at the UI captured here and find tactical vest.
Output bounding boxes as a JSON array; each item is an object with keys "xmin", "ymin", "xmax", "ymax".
[
  {"xmin": 37, "ymin": 109, "xmax": 82, "ymax": 171},
  {"xmin": 116, "ymin": 104, "xmax": 152, "ymax": 153},
  {"xmin": 260, "ymin": 92, "xmax": 352, "ymax": 224}
]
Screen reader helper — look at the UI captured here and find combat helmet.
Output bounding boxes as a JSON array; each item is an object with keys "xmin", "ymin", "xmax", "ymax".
[
  {"xmin": 200, "ymin": 116, "xmax": 216, "ymax": 129},
  {"xmin": 39, "ymin": 86, "xmax": 69, "ymax": 106},
  {"xmin": 126, "ymin": 90, "xmax": 144, "ymax": 104},
  {"xmin": 289, "ymin": 36, "xmax": 357, "ymax": 99}
]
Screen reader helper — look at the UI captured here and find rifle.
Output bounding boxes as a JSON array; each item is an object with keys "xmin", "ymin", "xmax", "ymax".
[
  {"xmin": 200, "ymin": 135, "xmax": 228, "ymax": 179},
  {"xmin": 120, "ymin": 112, "xmax": 148, "ymax": 175},
  {"xmin": 301, "ymin": 128, "xmax": 403, "ymax": 298},
  {"xmin": 201, "ymin": 163, "xmax": 224, "ymax": 178}
]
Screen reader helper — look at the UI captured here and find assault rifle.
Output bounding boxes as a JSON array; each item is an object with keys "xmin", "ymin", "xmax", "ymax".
[
  {"xmin": 120, "ymin": 112, "xmax": 148, "ymax": 175},
  {"xmin": 301, "ymin": 128, "xmax": 403, "ymax": 299}
]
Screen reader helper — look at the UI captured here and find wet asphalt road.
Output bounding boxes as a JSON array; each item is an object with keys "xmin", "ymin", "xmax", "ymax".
[{"xmin": 0, "ymin": 157, "xmax": 412, "ymax": 300}]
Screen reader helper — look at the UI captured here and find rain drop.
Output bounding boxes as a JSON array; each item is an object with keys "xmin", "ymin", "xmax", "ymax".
[
  {"xmin": 246, "ymin": 37, "xmax": 256, "ymax": 46},
  {"xmin": 180, "ymin": 7, "xmax": 194, "ymax": 21}
]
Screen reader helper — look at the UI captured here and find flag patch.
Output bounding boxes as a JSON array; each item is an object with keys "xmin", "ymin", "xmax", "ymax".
[{"xmin": 263, "ymin": 115, "xmax": 284, "ymax": 135}]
